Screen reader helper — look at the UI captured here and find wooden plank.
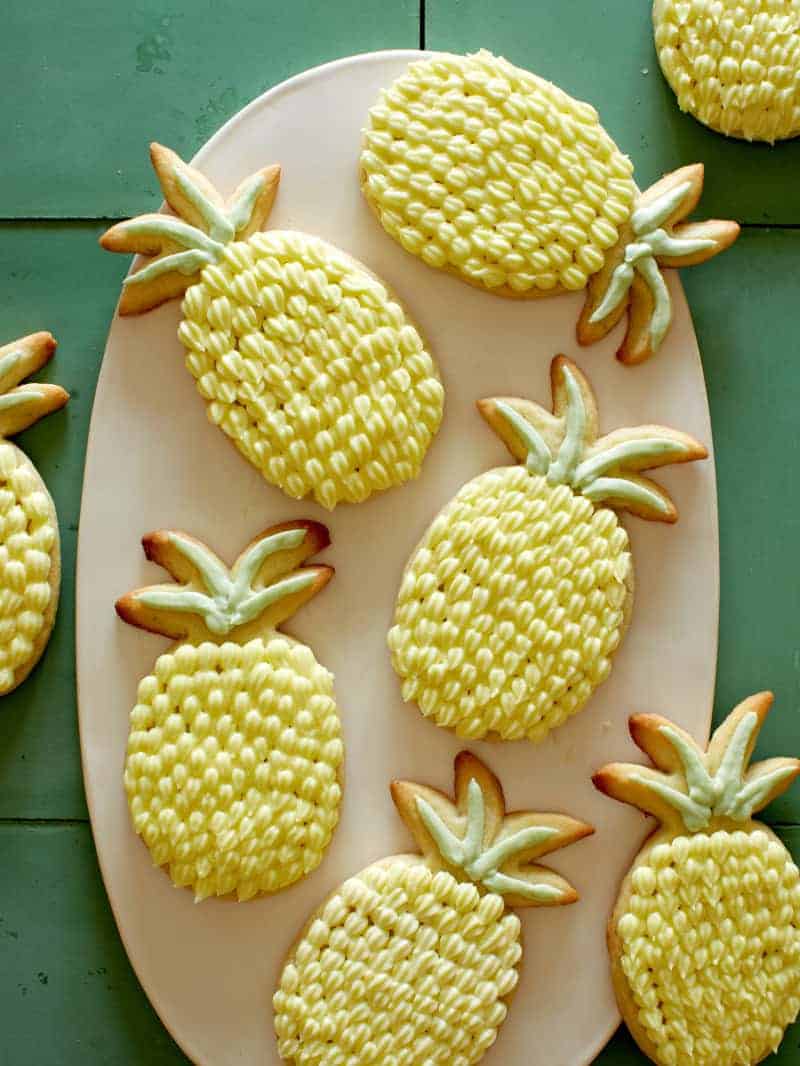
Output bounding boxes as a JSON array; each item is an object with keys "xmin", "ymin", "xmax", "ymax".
[
  {"xmin": 0, "ymin": 223, "xmax": 127, "ymax": 819},
  {"xmin": 681, "ymin": 228, "xmax": 800, "ymax": 826},
  {"xmin": 0, "ymin": 823, "xmax": 189, "ymax": 1064},
  {"xmin": 426, "ymin": 0, "xmax": 800, "ymax": 225},
  {"xmin": 2, "ymin": 824, "xmax": 799, "ymax": 1064},
  {"xmin": 3, "ymin": 0, "xmax": 419, "ymax": 218}
]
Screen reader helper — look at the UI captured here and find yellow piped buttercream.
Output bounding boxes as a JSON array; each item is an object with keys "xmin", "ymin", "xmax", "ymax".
[
  {"xmin": 388, "ymin": 466, "xmax": 631, "ymax": 742},
  {"xmin": 274, "ymin": 861, "xmax": 521, "ymax": 1065},
  {"xmin": 0, "ymin": 443, "xmax": 54, "ymax": 693},
  {"xmin": 178, "ymin": 231, "xmax": 443, "ymax": 509},
  {"xmin": 361, "ymin": 50, "xmax": 636, "ymax": 294},
  {"xmin": 654, "ymin": 0, "xmax": 800, "ymax": 142},
  {"xmin": 125, "ymin": 634, "xmax": 343, "ymax": 901},
  {"xmin": 619, "ymin": 829, "xmax": 800, "ymax": 1065}
]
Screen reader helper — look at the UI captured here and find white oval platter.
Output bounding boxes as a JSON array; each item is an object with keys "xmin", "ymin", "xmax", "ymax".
[{"xmin": 77, "ymin": 50, "xmax": 718, "ymax": 1066}]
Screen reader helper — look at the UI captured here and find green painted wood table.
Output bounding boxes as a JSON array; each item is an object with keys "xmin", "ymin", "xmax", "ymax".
[{"xmin": 2, "ymin": 2, "xmax": 799, "ymax": 1063}]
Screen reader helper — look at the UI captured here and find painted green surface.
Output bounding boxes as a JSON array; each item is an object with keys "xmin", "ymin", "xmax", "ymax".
[
  {"xmin": 427, "ymin": 0, "xmax": 800, "ymax": 225},
  {"xmin": 2, "ymin": 1, "xmax": 800, "ymax": 1063},
  {"xmin": 2, "ymin": 0, "xmax": 419, "ymax": 218}
]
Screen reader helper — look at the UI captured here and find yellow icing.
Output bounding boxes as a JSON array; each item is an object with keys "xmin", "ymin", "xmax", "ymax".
[
  {"xmin": 618, "ymin": 829, "xmax": 800, "ymax": 1066},
  {"xmin": 178, "ymin": 231, "xmax": 444, "ymax": 510},
  {"xmin": 0, "ymin": 442, "xmax": 54, "ymax": 693},
  {"xmin": 125, "ymin": 634, "xmax": 343, "ymax": 901},
  {"xmin": 654, "ymin": 0, "xmax": 800, "ymax": 143},
  {"xmin": 274, "ymin": 861, "xmax": 521, "ymax": 1065},
  {"xmin": 388, "ymin": 466, "xmax": 630, "ymax": 742},
  {"xmin": 361, "ymin": 50, "xmax": 636, "ymax": 294}
]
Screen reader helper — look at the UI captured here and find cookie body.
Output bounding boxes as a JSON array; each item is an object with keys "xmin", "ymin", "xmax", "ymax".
[
  {"xmin": 654, "ymin": 0, "xmax": 800, "ymax": 143},
  {"xmin": 126, "ymin": 633, "xmax": 343, "ymax": 901},
  {"xmin": 0, "ymin": 443, "xmax": 60, "ymax": 694},
  {"xmin": 614, "ymin": 825, "xmax": 800, "ymax": 1066},
  {"xmin": 594, "ymin": 693, "xmax": 800, "ymax": 1066},
  {"xmin": 274, "ymin": 751, "xmax": 591, "ymax": 1065},
  {"xmin": 274, "ymin": 858, "xmax": 521, "ymax": 1065},
  {"xmin": 0, "ymin": 332, "xmax": 68, "ymax": 694},
  {"xmin": 390, "ymin": 356, "xmax": 705, "ymax": 744},
  {"xmin": 117, "ymin": 520, "xmax": 343, "ymax": 901},
  {"xmin": 389, "ymin": 465, "xmax": 631, "ymax": 741},
  {"xmin": 100, "ymin": 146, "xmax": 443, "ymax": 507},
  {"xmin": 361, "ymin": 50, "xmax": 636, "ymax": 297},
  {"xmin": 178, "ymin": 231, "xmax": 443, "ymax": 509}
]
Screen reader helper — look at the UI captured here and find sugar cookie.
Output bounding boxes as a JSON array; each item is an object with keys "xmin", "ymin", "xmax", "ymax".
[
  {"xmin": 101, "ymin": 145, "xmax": 443, "ymax": 508},
  {"xmin": 654, "ymin": 0, "xmax": 800, "ymax": 143},
  {"xmin": 388, "ymin": 355, "xmax": 706, "ymax": 742},
  {"xmin": 0, "ymin": 332, "xmax": 68, "ymax": 694},
  {"xmin": 594, "ymin": 692, "xmax": 800, "ymax": 1066},
  {"xmin": 116, "ymin": 520, "xmax": 343, "ymax": 901},
  {"xmin": 361, "ymin": 50, "xmax": 739, "ymax": 363},
  {"xmin": 274, "ymin": 751, "xmax": 592, "ymax": 1065}
]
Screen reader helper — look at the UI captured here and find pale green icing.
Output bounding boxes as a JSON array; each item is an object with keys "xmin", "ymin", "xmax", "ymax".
[
  {"xmin": 581, "ymin": 475, "xmax": 672, "ymax": 516},
  {"xmin": 0, "ymin": 350, "xmax": 22, "ymax": 390},
  {"xmin": 547, "ymin": 365, "xmax": 585, "ymax": 485},
  {"xmin": 642, "ymin": 712, "xmax": 791, "ymax": 830},
  {"xmin": 134, "ymin": 528, "xmax": 311, "ymax": 636},
  {"xmin": 588, "ymin": 179, "xmax": 718, "ymax": 352},
  {"xmin": 174, "ymin": 167, "xmax": 235, "ymax": 244},
  {"xmin": 493, "ymin": 375, "xmax": 687, "ymax": 516},
  {"xmin": 227, "ymin": 173, "xmax": 267, "ymax": 235},
  {"xmin": 121, "ymin": 161, "xmax": 268, "ymax": 289},
  {"xmin": 117, "ymin": 216, "xmax": 224, "ymax": 255},
  {"xmin": 493, "ymin": 400, "xmax": 551, "ymax": 475},
  {"xmin": 415, "ymin": 778, "xmax": 563, "ymax": 902},
  {"xmin": 123, "ymin": 249, "xmax": 215, "ymax": 287},
  {"xmin": 0, "ymin": 389, "xmax": 45, "ymax": 411},
  {"xmin": 574, "ymin": 438, "xmax": 690, "ymax": 489},
  {"xmin": 631, "ymin": 180, "xmax": 694, "ymax": 235}
]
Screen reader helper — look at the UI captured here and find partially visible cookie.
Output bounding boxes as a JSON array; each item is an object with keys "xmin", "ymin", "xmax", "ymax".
[
  {"xmin": 360, "ymin": 49, "xmax": 739, "ymax": 362},
  {"xmin": 654, "ymin": 0, "xmax": 800, "ymax": 143},
  {"xmin": 0, "ymin": 332, "xmax": 68, "ymax": 695},
  {"xmin": 116, "ymin": 520, "xmax": 343, "ymax": 901},
  {"xmin": 594, "ymin": 693, "xmax": 800, "ymax": 1065},
  {"xmin": 274, "ymin": 751, "xmax": 592, "ymax": 1065},
  {"xmin": 388, "ymin": 355, "xmax": 706, "ymax": 743},
  {"xmin": 101, "ymin": 144, "xmax": 444, "ymax": 508}
]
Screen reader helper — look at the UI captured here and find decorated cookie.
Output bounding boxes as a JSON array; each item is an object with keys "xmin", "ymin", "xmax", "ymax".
[
  {"xmin": 594, "ymin": 693, "xmax": 800, "ymax": 1066},
  {"xmin": 274, "ymin": 751, "xmax": 591, "ymax": 1065},
  {"xmin": 389, "ymin": 356, "xmax": 706, "ymax": 743},
  {"xmin": 116, "ymin": 521, "xmax": 343, "ymax": 901},
  {"xmin": 100, "ymin": 145, "xmax": 444, "ymax": 508},
  {"xmin": 654, "ymin": 0, "xmax": 800, "ymax": 143},
  {"xmin": 0, "ymin": 333, "xmax": 68, "ymax": 694},
  {"xmin": 360, "ymin": 50, "xmax": 740, "ymax": 363}
]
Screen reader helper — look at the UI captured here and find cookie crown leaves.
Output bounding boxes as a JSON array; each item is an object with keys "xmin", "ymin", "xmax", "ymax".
[
  {"xmin": 99, "ymin": 143, "xmax": 281, "ymax": 314},
  {"xmin": 391, "ymin": 751, "xmax": 593, "ymax": 908},
  {"xmin": 116, "ymin": 520, "xmax": 332, "ymax": 641},
  {"xmin": 593, "ymin": 692, "xmax": 800, "ymax": 833},
  {"xmin": 578, "ymin": 165, "xmax": 740, "ymax": 365},
  {"xmin": 478, "ymin": 355, "xmax": 707, "ymax": 522},
  {"xmin": 0, "ymin": 333, "xmax": 68, "ymax": 439}
]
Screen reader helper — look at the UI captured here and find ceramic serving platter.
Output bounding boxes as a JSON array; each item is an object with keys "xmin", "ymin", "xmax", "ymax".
[{"xmin": 76, "ymin": 50, "xmax": 718, "ymax": 1066}]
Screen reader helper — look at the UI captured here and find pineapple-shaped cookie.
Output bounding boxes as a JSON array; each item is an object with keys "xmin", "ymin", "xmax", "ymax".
[
  {"xmin": 274, "ymin": 751, "xmax": 591, "ymax": 1065},
  {"xmin": 389, "ymin": 355, "xmax": 706, "ymax": 743},
  {"xmin": 594, "ymin": 692, "xmax": 800, "ymax": 1066},
  {"xmin": 361, "ymin": 49, "xmax": 740, "ymax": 363},
  {"xmin": 0, "ymin": 332, "xmax": 68, "ymax": 694},
  {"xmin": 100, "ymin": 144, "xmax": 444, "ymax": 508},
  {"xmin": 654, "ymin": 0, "xmax": 800, "ymax": 143},
  {"xmin": 116, "ymin": 520, "xmax": 343, "ymax": 901}
]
